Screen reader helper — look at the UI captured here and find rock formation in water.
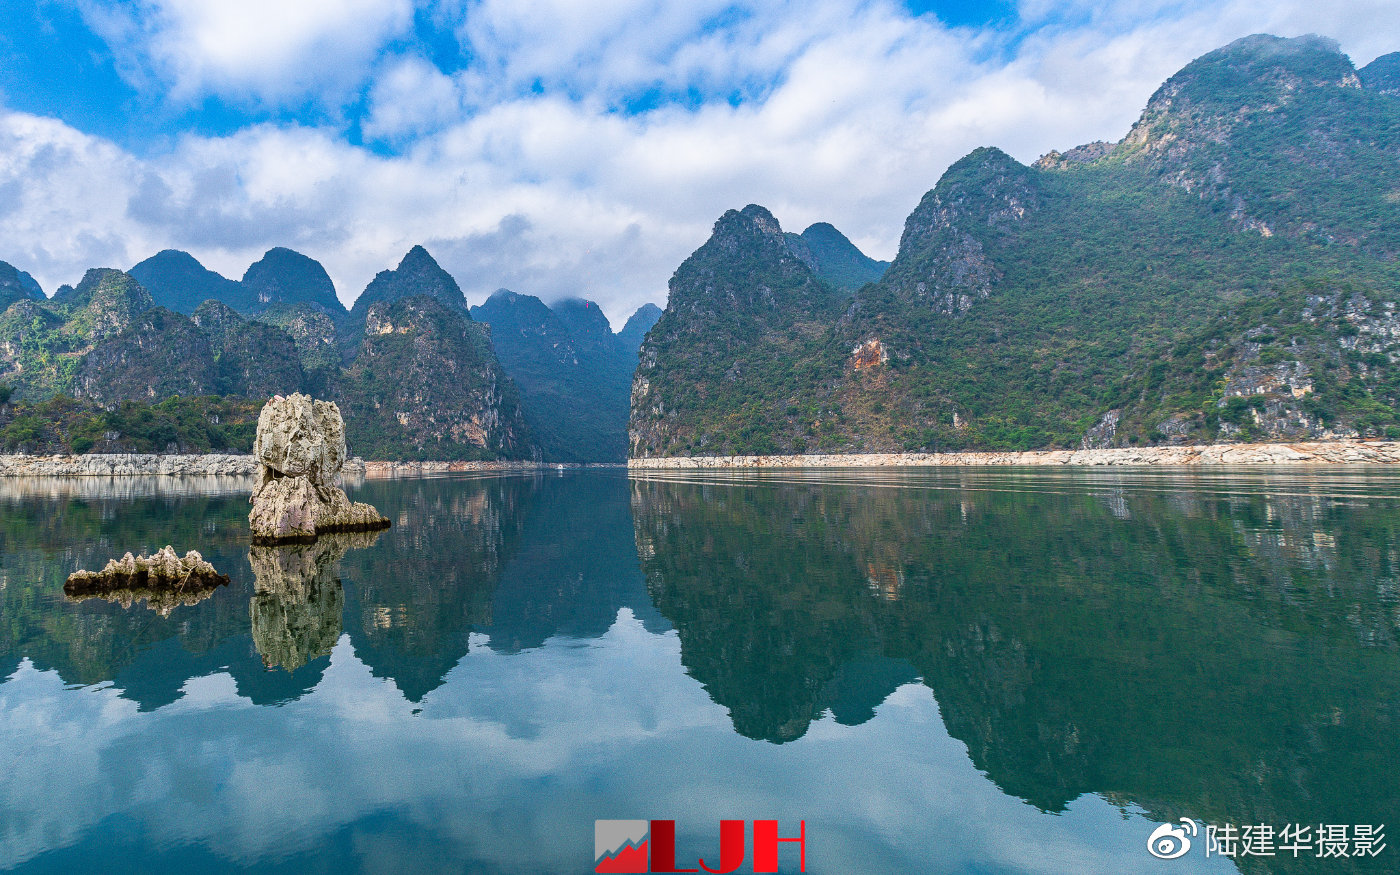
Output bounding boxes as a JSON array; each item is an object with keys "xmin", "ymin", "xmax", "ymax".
[
  {"xmin": 63, "ymin": 546, "xmax": 231, "ymax": 615},
  {"xmin": 248, "ymin": 393, "xmax": 390, "ymax": 542}
]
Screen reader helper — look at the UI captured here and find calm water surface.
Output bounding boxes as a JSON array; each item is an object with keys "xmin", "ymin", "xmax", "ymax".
[{"xmin": 0, "ymin": 468, "xmax": 1396, "ymax": 873}]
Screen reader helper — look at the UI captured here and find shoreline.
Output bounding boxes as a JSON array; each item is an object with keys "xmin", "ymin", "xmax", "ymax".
[
  {"xmin": 2, "ymin": 440, "xmax": 1398, "ymax": 478},
  {"xmin": 361, "ymin": 459, "xmax": 623, "ymax": 478},
  {"xmin": 627, "ymin": 440, "xmax": 1400, "ymax": 468},
  {"xmin": 0, "ymin": 453, "xmax": 622, "ymax": 478},
  {"xmin": 0, "ymin": 453, "xmax": 263, "ymax": 477}
]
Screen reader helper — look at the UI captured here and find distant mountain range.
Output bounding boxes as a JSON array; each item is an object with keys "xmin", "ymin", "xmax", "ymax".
[
  {"xmin": 0, "ymin": 243, "xmax": 680, "ymax": 461},
  {"xmin": 632, "ymin": 34, "xmax": 1400, "ymax": 456},
  {"xmin": 471, "ymin": 291, "xmax": 655, "ymax": 462}
]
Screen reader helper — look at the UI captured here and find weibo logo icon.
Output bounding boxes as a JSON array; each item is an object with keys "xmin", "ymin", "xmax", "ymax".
[{"xmin": 1147, "ymin": 818, "xmax": 1199, "ymax": 860}]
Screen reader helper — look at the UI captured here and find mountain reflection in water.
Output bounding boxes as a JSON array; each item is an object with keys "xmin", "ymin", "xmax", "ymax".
[
  {"xmin": 631, "ymin": 469, "xmax": 1400, "ymax": 841},
  {"xmin": 0, "ymin": 468, "xmax": 1394, "ymax": 873}
]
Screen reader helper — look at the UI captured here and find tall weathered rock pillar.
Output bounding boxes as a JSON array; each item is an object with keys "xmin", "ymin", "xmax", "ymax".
[{"xmin": 248, "ymin": 393, "xmax": 389, "ymax": 543}]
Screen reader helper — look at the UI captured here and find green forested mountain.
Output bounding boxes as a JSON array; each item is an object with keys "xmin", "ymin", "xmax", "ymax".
[
  {"xmin": 0, "ymin": 250, "xmax": 538, "ymax": 460},
  {"xmin": 130, "ymin": 247, "xmax": 348, "ymax": 322},
  {"xmin": 0, "ymin": 261, "xmax": 44, "ymax": 312},
  {"xmin": 130, "ymin": 249, "xmax": 250, "ymax": 314},
  {"xmin": 784, "ymin": 222, "xmax": 889, "ymax": 291},
  {"xmin": 631, "ymin": 34, "xmax": 1400, "ymax": 456},
  {"xmin": 617, "ymin": 303, "xmax": 662, "ymax": 350},
  {"xmin": 240, "ymin": 247, "xmax": 345, "ymax": 318},
  {"xmin": 470, "ymin": 291, "xmax": 649, "ymax": 461},
  {"xmin": 342, "ymin": 295, "xmax": 534, "ymax": 460},
  {"xmin": 1360, "ymin": 51, "xmax": 1400, "ymax": 95},
  {"xmin": 191, "ymin": 301, "xmax": 307, "ymax": 398}
]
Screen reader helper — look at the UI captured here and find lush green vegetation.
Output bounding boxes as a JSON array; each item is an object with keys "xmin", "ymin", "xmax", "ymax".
[
  {"xmin": 342, "ymin": 295, "xmax": 535, "ymax": 461},
  {"xmin": 634, "ymin": 35, "xmax": 1400, "ymax": 455},
  {"xmin": 0, "ymin": 393, "xmax": 260, "ymax": 454},
  {"xmin": 784, "ymin": 221, "xmax": 889, "ymax": 291}
]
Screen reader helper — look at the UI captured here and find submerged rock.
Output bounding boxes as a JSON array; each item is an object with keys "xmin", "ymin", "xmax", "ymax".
[
  {"xmin": 248, "ymin": 393, "xmax": 389, "ymax": 542},
  {"xmin": 64, "ymin": 546, "xmax": 231, "ymax": 616}
]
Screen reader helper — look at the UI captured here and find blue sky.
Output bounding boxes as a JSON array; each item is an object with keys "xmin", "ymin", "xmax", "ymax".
[{"xmin": 0, "ymin": 1, "xmax": 1396, "ymax": 323}]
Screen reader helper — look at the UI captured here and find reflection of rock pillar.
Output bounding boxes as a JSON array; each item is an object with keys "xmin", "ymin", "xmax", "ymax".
[{"xmin": 248, "ymin": 530, "xmax": 380, "ymax": 671}]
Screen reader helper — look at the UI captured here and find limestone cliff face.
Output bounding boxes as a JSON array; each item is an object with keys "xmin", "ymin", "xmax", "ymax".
[
  {"xmin": 629, "ymin": 205, "xmax": 843, "ymax": 458},
  {"xmin": 344, "ymin": 246, "xmax": 470, "ymax": 354},
  {"xmin": 75, "ymin": 302, "xmax": 307, "ymax": 405},
  {"xmin": 192, "ymin": 300, "xmax": 305, "ymax": 398},
  {"xmin": 877, "ymin": 147, "xmax": 1037, "ymax": 315},
  {"xmin": 255, "ymin": 304, "xmax": 341, "ymax": 396},
  {"xmin": 0, "ymin": 301, "xmax": 64, "ymax": 395},
  {"xmin": 76, "ymin": 307, "xmax": 218, "ymax": 404},
  {"xmin": 54, "ymin": 269, "xmax": 155, "ymax": 343},
  {"xmin": 342, "ymin": 296, "xmax": 536, "ymax": 461}
]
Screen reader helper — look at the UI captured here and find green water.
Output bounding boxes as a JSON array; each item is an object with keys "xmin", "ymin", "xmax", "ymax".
[{"xmin": 0, "ymin": 468, "xmax": 1395, "ymax": 873}]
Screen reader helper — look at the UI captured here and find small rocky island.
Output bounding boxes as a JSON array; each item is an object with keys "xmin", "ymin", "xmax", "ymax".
[
  {"xmin": 248, "ymin": 393, "xmax": 390, "ymax": 543},
  {"xmin": 64, "ymin": 546, "xmax": 231, "ymax": 615}
]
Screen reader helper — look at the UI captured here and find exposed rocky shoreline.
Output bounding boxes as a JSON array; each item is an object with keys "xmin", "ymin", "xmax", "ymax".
[
  {"xmin": 5, "ymin": 441, "xmax": 1398, "ymax": 479},
  {"xmin": 362, "ymin": 459, "xmax": 622, "ymax": 477},
  {"xmin": 0, "ymin": 453, "xmax": 365, "ymax": 477},
  {"xmin": 628, "ymin": 441, "xmax": 1400, "ymax": 468}
]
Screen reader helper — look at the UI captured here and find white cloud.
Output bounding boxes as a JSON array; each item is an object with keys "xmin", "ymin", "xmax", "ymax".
[
  {"xmin": 4, "ymin": 0, "xmax": 1399, "ymax": 325},
  {"xmin": 363, "ymin": 57, "xmax": 463, "ymax": 141},
  {"xmin": 77, "ymin": 0, "xmax": 414, "ymax": 105}
]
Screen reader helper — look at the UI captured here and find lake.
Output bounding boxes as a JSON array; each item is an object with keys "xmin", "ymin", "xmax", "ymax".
[{"xmin": 0, "ymin": 468, "xmax": 1395, "ymax": 873}]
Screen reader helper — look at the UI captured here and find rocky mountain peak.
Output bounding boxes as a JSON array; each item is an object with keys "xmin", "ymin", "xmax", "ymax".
[
  {"xmin": 352, "ymin": 245, "xmax": 469, "ymax": 321},
  {"xmin": 553, "ymin": 298, "xmax": 614, "ymax": 342},
  {"xmin": 617, "ymin": 303, "xmax": 662, "ymax": 351},
  {"xmin": 129, "ymin": 250, "xmax": 246, "ymax": 315},
  {"xmin": 879, "ymin": 147, "xmax": 1036, "ymax": 312},
  {"xmin": 1360, "ymin": 52, "xmax": 1400, "ymax": 96},
  {"xmin": 52, "ymin": 269, "xmax": 155, "ymax": 342},
  {"xmin": 345, "ymin": 293, "xmax": 536, "ymax": 461},
  {"xmin": 242, "ymin": 247, "xmax": 343, "ymax": 315},
  {"xmin": 784, "ymin": 222, "xmax": 890, "ymax": 291},
  {"xmin": 1120, "ymin": 34, "xmax": 1360, "ymax": 163},
  {"xmin": 663, "ymin": 204, "xmax": 841, "ymax": 329},
  {"xmin": 0, "ymin": 260, "xmax": 44, "ymax": 312},
  {"xmin": 1033, "ymin": 141, "xmax": 1112, "ymax": 170},
  {"xmin": 191, "ymin": 299, "xmax": 245, "ymax": 335},
  {"xmin": 471, "ymin": 288, "xmax": 558, "ymax": 332},
  {"xmin": 738, "ymin": 203, "xmax": 784, "ymax": 236}
]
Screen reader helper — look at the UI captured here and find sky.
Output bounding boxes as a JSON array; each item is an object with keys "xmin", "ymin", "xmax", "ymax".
[{"xmin": 0, "ymin": 1, "xmax": 1397, "ymax": 326}]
